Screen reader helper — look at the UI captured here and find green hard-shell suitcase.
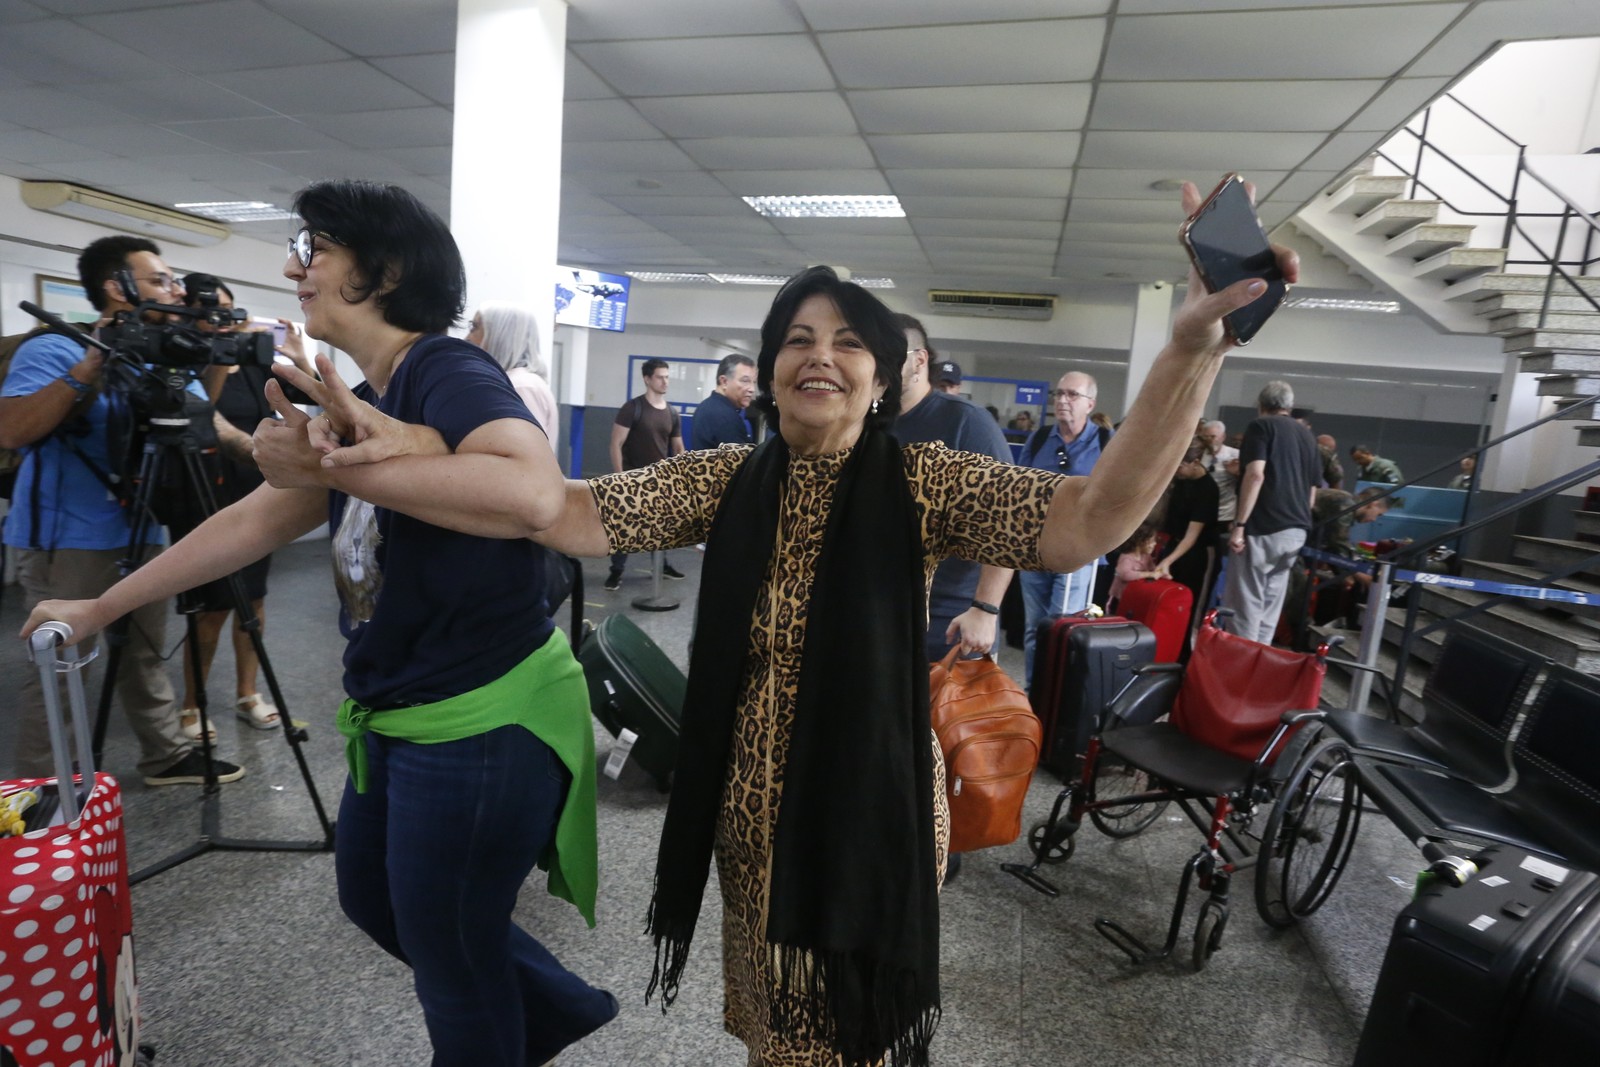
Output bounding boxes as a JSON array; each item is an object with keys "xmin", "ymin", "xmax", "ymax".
[{"xmin": 577, "ymin": 614, "xmax": 685, "ymax": 792}]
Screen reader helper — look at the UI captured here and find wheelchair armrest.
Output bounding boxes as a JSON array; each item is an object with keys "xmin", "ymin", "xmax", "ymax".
[
  {"xmin": 1133, "ymin": 663, "xmax": 1185, "ymax": 677},
  {"xmin": 1326, "ymin": 652, "xmax": 1387, "ymax": 677},
  {"xmin": 1102, "ymin": 663, "xmax": 1185, "ymax": 732},
  {"xmin": 1280, "ymin": 709, "xmax": 1327, "ymax": 726}
]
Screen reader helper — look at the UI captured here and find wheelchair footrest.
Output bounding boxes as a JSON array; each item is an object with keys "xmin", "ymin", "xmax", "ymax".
[
  {"xmin": 1094, "ymin": 917, "xmax": 1163, "ymax": 964},
  {"xmin": 1001, "ymin": 862, "xmax": 1060, "ymax": 897}
]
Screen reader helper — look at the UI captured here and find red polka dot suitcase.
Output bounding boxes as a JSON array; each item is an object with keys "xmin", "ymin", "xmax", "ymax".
[{"xmin": 2, "ymin": 624, "xmax": 141, "ymax": 1067}]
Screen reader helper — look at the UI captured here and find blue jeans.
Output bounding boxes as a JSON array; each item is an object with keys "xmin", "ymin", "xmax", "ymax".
[
  {"xmin": 336, "ymin": 726, "xmax": 617, "ymax": 1066},
  {"xmin": 1020, "ymin": 561, "xmax": 1098, "ymax": 687}
]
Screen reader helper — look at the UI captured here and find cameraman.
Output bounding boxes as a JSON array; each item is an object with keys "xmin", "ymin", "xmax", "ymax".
[
  {"xmin": 0, "ymin": 235, "xmax": 245, "ymax": 786},
  {"xmin": 170, "ymin": 274, "xmax": 315, "ymax": 739}
]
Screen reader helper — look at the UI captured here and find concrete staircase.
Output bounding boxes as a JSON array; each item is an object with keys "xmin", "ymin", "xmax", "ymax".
[{"xmin": 1294, "ymin": 166, "xmax": 1600, "ymax": 702}]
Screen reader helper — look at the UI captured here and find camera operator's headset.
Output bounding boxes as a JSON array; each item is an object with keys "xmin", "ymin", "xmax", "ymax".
[{"xmin": 113, "ymin": 269, "xmax": 141, "ymax": 306}]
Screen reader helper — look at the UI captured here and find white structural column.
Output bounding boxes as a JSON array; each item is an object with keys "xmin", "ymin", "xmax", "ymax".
[
  {"xmin": 451, "ymin": 0, "xmax": 567, "ymax": 372},
  {"xmin": 1122, "ymin": 282, "xmax": 1175, "ymax": 413},
  {"xmin": 1481, "ymin": 353, "xmax": 1540, "ymax": 493}
]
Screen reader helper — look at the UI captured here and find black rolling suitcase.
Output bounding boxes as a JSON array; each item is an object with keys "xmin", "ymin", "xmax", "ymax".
[
  {"xmin": 1354, "ymin": 846, "xmax": 1600, "ymax": 1065},
  {"xmin": 576, "ymin": 614, "xmax": 685, "ymax": 792},
  {"xmin": 1031, "ymin": 615, "xmax": 1156, "ymax": 778}
]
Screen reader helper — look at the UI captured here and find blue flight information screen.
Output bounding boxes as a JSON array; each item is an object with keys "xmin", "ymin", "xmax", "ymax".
[{"xmin": 555, "ymin": 267, "xmax": 631, "ymax": 332}]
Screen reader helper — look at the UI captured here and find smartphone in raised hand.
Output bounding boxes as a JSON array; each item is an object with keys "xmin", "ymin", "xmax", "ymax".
[{"xmin": 1180, "ymin": 173, "xmax": 1288, "ymax": 345}]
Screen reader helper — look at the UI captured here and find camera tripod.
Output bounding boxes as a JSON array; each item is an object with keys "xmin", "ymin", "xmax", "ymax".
[{"xmin": 90, "ymin": 412, "xmax": 335, "ymax": 885}]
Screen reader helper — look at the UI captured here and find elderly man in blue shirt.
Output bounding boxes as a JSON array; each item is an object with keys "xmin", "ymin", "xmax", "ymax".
[
  {"xmin": 689, "ymin": 353, "xmax": 757, "ymax": 450},
  {"xmin": 1017, "ymin": 370, "xmax": 1112, "ymax": 686}
]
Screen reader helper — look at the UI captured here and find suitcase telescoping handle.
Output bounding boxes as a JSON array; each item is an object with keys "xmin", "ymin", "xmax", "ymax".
[{"xmin": 26, "ymin": 621, "xmax": 100, "ymax": 825}]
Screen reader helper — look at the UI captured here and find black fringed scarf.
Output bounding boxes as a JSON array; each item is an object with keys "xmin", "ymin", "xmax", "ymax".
[{"xmin": 646, "ymin": 428, "xmax": 941, "ymax": 1067}]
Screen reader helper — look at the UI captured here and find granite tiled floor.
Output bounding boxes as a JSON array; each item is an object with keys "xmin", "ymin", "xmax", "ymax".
[{"xmin": 0, "ymin": 541, "xmax": 1416, "ymax": 1066}]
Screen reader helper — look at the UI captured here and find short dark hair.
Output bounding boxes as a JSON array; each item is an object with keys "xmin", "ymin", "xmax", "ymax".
[
  {"xmin": 754, "ymin": 266, "xmax": 904, "ymax": 433},
  {"xmin": 641, "ymin": 358, "xmax": 668, "ymax": 378},
  {"xmin": 893, "ymin": 311, "xmax": 937, "ymax": 362},
  {"xmin": 292, "ymin": 180, "xmax": 464, "ymax": 333},
  {"xmin": 716, "ymin": 353, "xmax": 754, "ymax": 381},
  {"xmin": 1350, "ymin": 443, "xmax": 1373, "ymax": 456},
  {"xmin": 78, "ymin": 235, "xmax": 160, "ymax": 312},
  {"xmin": 181, "ymin": 272, "xmax": 233, "ymax": 307}
]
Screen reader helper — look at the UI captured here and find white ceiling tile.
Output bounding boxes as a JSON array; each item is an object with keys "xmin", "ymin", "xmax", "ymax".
[
  {"xmin": 572, "ymin": 36, "xmax": 834, "ymax": 97},
  {"xmin": 921, "ymin": 236, "xmax": 1058, "ymax": 256},
  {"xmin": 1067, "ymin": 198, "xmax": 1185, "ymax": 224},
  {"xmin": 568, "ymin": 0, "xmax": 805, "ymax": 39},
  {"xmin": 0, "ymin": 86, "xmax": 138, "ymax": 129},
  {"xmin": 247, "ymin": 148, "xmax": 418, "ymax": 182},
  {"xmin": 1102, "ymin": 6, "xmax": 1469, "ymax": 81},
  {"xmin": 788, "ymin": 235, "xmax": 925, "ymax": 254},
  {"xmin": 911, "ymin": 218, "xmax": 1050, "ymax": 238},
  {"xmin": 1054, "ymin": 253, "xmax": 1184, "ymax": 281},
  {"xmin": 370, "ymin": 53, "xmax": 455, "ymax": 107},
  {"xmin": 930, "ymin": 251, "xmax": 1055, "ymax": 268},
  {"xmin": 298, "ymin": 107, "xmax": 454, "ymax": 149},
  {"xmin": 81, "ymin": 1, "xmax": 349, "ymax": 73},
  {"xmin": 900, "ymin": 196, "xmax": 1065, "ymax": 221},
  {"xmin": 374, "ymin": 145, "xmax": 453, "ymax": 177},
  {"xmin": 1091, "ymin": 80, "xmax": 1385, "ymax": 132},
  {"xmin": 154, "ymin": 152, "xmax": 295, "ymax": 182},
  {"xmin": 0, "ymin": 162, "xmax": 80, "ymax": 180},
  {"xmin": 1058, "ymin": 239, "xmax": 1184, "ymax": 260},
  {"xmin": 1078, "ymin": 131, "xmax": 1324, "ymax": 171},
  {"xmin": 1301, "ymin": 131, "xmax": 1386, "ymax": 172},
  {"xmin": 1345, "ymin": 78, "xmax": 1451, "ymax": 133},
  {"xmin": 108, "ymin": 179, "xmax": 241, "ymax": 206},
  {"xmin": 30, "ymin": 0, "xmax": 202, "ymax": 13},
  {"xmin": 796, "ymin": 0, "xmax": 1109, "ymax": 32},
  {"xmin": 713, "ymin": 169, "xmax": 891, "ymax": 195},
  {"xmin": 565, "ymin": 170, "xmax": 732, "ymax": 197},
  {"xmin": 566, "ymin": 216, "xmax": 704, "ymax": 237},
  {"xmin": 1120, "ymin": 0, "xmax": 1445, "ymax": 10},
  {"xmin": 0, "ymin": 129, "xmax": 113, "ymax": 164},
  {"xmin": 0, "ymin": 1, "xmax": 50, "ymax": 23},
  {"xmin": 563, "ymin": 99, "xmax": 663, "ymax": 141},
  {"xmin": 74, "ymin": 75, "xmax": 276, "ymax": 122},
  {"xmin": 886, "ymin": 169, "xmax": 1071, "ymax": 198},
  {"xmin": 766, "ymin": 218, "xmax": 915, "ymax": 237},
  {"xmin": 53, "ymin": 123, "xmax": 210, "ymax": 157},
  {"xmin": 649, "ymin": 216, "xmax": 781, "ymax": 237},
  {"xmin": 164, "ymin": 116, "xmax": 349, "ymax": 153},
  {"xmin": 563, "ymin": 140, "xmax": 702, "ymax": 171},
  {"xmin": 1063, "ymin": 221, "xmax": 1185, "ymax": 244},
  {"xmin": 0, "ymin": 18, "xmax": 170, "ymax": 84},
  {"xmin": 599, "ymin": 195, "xmax": 755, "ymax": 217},
  {"xmin": 1409, "ymin": 0, "xmax": 1599, "ymax": 78},
  {"xmin": 211, "ymin": 61, "xmax": 431, "ymax": 116},
  {"xmin": 40, "ymin": 157, "xmax": 175, "ymax": 185},
  {"xmin": 868, "ymin": 132, "xmax": 1081, "ymax": 169},
  {"xmin": 854, "ymin": 83, "xmax": 1091, "ymax": 135},
  {"xmin": 634, "ymin": 93, "xmax": 857, "ymax": 139},
  {"xmin": 1070, "ymin": 168, "xmax": 1288, "ymax": 199},
  {"xmin": 820, "ymin": 20, "xmax": 1105, "ymax": 89},
  {"xmin": 1265, "ymin": 170, "xmax": 1348, "ymax": 209},
  {"xmin": 561, "ymin": 193, "xmax": 627, "ymax": 216},
  {"xmin": 679, "ymin": 135, "xmax": 874, "ymax": 170},
  {"xmin": 260, "ymin": 0, "xmax": 456, "ymax": 58},
  {"xmin": 563, "ymin": 57, "xmax": 614, "ymax": 101}
]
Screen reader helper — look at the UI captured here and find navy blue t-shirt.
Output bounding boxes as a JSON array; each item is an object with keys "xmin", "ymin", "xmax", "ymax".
[
  {"xmin": 329, "ymin": 334, "xmax": 553, "ymax": 709},
  {"xmin": 689, "ymin": 389, "xmax": 752, "ymax": 450}
]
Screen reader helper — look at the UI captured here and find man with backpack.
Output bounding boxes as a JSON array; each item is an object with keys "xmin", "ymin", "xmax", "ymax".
[
  {"xmin": 605, "ymin": 358, "xmax": 684, "ymax": 591},
  {"xmin": 1017, "ymin": 370, "xmax": 1113, "ymax": 687},
  {"xmin": 0, "ymin": 235, "xmax": 245, "ymax": 787}
]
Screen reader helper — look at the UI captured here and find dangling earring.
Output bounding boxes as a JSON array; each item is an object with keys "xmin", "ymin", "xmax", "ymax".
[{"xmin": 870, "ymin": 396, "xmax": 881, "ymax": 414}]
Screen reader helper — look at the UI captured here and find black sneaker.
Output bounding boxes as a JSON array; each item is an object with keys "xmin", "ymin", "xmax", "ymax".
[
  {"xmin": 603, "ymin": 569, "xmax": 623, "ymax": 591},
  {"xmin": 144, "ymin": 751, "xmax": 246, "ymax": 787},
  {"xmin": 662, "ymin": 562, "xmax": 686, "ymax": 581}
]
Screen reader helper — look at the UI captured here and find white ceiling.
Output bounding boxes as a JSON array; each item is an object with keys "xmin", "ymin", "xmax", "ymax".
[{"xmin": 0, "ymin": 0, "xmax": 1594, "ymax": 296}]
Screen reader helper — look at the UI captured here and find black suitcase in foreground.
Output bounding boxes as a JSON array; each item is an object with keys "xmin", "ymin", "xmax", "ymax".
[
  {"xmin": 1031, "ymin": 616, "xmax": 1156, "ymax": 778},
  {"xmin": 1354, "ymin": 846, "xmax": 1600, "ymax": 1065},
  {"xmin": 577, "ymin": 613, "xmax": 685, "ymax": 792}
]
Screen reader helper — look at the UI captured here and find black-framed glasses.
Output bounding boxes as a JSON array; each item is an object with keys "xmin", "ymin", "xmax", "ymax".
[
  {"xmin": 288, "ymin": 227, "xmax": 342, "ymax": 268},
  {"xmin": 1050, "ymin": 388, "xmax": 1094, "ymax": 403}
]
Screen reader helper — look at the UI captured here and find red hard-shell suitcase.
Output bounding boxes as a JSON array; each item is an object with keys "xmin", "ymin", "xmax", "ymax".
[
  {"xmin": 1031, "ymin": 615, "xmax": 1157, "ymax": 778},
  {"xmin": 1354, "ymin": 847, "xmax": 1600, "ymax": 1066},
  {"xmin": 1117, "ymin": 578, "xmax": 1194, "ymax": 663},
  {"xmin": 1, "ymin": 624, "xmax": 142, "ymax": 1067}
]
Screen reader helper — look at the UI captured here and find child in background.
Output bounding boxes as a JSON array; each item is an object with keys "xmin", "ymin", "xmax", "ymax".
[{"xmin": 1107, "ymin": 523, "xmax": 1161, "ymax": 613}]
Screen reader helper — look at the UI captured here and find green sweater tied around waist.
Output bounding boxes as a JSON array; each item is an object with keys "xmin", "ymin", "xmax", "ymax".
[{"xmin": 335, "ymin": 628, "xmax": 599, "ymax": 927}]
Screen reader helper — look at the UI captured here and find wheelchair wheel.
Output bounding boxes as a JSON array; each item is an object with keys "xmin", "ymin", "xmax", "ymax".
[
  {"xmin": 1255, "ymin": 742, "xmax": 1362, "ymax": 927},
  {"xmin": 1191, "ymin": 900, "xmax": 1227, "ymax": 971},
  {"xmin": 1087, "ymin": 751, "xmax": 1168, "ymax": 839},
  {"xmin": 1028, "ymin": 820, "xmax": 1076, "ymax": 865}
]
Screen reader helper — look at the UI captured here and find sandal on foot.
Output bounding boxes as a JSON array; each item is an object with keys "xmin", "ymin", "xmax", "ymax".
[
  {"xmin": 179, "ymin": 709, "xmax": 217, "ymax": 744},
  {"xmin": 235, "ymin": 694, "xmax": 280, "ymax": 730}
]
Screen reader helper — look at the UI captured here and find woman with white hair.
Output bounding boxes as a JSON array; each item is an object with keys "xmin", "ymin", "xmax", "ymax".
[{"xmin": 467, "ymin": 304, "xmax": 559, "ymax": 435}]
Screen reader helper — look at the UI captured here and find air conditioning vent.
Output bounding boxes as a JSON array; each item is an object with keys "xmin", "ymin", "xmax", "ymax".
[
  {"xmin": 21, "ymin": 181, "xmax": 230, "ymax": 247},
  {"xmin": 927, "ymin": 289, "xmax": 1056, "ymax": 320}
]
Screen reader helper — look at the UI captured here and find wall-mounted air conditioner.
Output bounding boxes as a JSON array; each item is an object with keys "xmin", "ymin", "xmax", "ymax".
[
  {"xmin": 21, "ymin": 181, "xmax": 230, "ymax": 247},
  {"xmin": 927, "ymin": 289, "xmax": 1056, "ymax": 321}
]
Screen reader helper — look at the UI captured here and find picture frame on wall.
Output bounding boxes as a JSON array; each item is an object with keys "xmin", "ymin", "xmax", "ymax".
[{"xmin": 34, "ymin": 273, "xmax": 98, "ymax": 325}]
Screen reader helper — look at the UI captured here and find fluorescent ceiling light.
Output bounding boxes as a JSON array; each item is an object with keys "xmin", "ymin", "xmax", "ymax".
[
  {"xmin": 742, "ymin": 195, "xmax": 905, "ymax": 219},
  {"xmin": 626, "ymin": 271, "xmax": 895, "ymax": 289},
  {"xmin": 626, "ymin": 271, "xmax": 718, "ymax": 283},
  {"xmin": 710, "ymin": 273, "xmax": 790, "ymax": 285},
  {"xmin": 1284, "ymin": 297, "xmax": 1401, "ymax": 313},
  {"xmin": 176, "ymin": 201, "xmax": 296, "ymax": 223}
]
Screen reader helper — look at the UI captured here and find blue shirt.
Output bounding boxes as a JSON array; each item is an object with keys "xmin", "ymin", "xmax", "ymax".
[
  {"xmin": 2, "ymin": 331, "xmax": 175, "ymax": 551},
  {"xmin": 1021, "ymin": 422, "xmax": 1107, "ymax": 478},
  {"xmin": 689, "ymin": 389, "xmax": 752, "ymax": 450},
  {"xmin": 330, "ymin": 335, "xmax": 555, "ymax": 709}
]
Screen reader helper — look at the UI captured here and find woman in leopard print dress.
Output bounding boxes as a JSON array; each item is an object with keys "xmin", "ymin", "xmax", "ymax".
[{"xmin": 264, "ymin": 185, "xmax": 1297, "ymax": 1066}]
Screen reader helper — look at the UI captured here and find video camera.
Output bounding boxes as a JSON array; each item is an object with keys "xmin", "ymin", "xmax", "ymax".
[{"xmin": 99, "ymin": 303, "xmax": 274, "ymax": 372}]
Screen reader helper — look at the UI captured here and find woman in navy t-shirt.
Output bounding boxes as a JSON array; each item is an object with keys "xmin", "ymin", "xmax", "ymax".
[{"xmin": 24, "ymin": 180, "xmax": 617, "ymax": 1066}]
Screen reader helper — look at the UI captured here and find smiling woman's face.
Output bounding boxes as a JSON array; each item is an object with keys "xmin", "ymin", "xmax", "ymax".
[{"xmin": 771, "ymin": 293, "xmax": 884, "ymax": 456}]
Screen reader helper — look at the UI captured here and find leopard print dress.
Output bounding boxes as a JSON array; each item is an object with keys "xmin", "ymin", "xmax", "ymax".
[{"xmin": 590, "ymin": 441, "xmax": 1062, "ymax": 1067}]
